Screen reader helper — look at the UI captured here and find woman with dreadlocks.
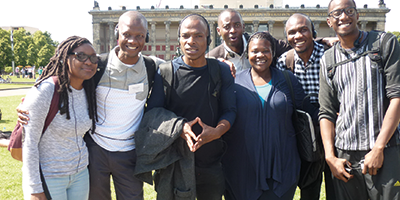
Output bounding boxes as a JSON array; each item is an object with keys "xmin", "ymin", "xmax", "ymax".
[{"xmin": 21, "ymin": 36, "xmax": 98, "ymax": 200}]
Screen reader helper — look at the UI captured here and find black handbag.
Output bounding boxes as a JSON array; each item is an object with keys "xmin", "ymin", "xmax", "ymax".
[{"xmin": 283, "ymin": 71, "xmax": 324, "ymax": 162}]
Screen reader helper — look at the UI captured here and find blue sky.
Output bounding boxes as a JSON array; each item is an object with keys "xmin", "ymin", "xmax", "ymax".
[{"xmin": 1, "ymin": 0, "xmax": 399, "ymax": 43}]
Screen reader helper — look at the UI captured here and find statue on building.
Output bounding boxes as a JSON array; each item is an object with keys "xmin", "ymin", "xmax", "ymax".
[
  {"xmin": 94, "ymin": 1, "xmax": 99, "ymax": 8},
  {"xmin": 379, "ymin": 0, "xmax": 386, "ymax": 7}
]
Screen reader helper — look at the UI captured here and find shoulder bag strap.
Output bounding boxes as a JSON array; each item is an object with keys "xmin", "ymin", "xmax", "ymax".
[
  {"xmin": 285, "ymin": 49, "xmax": 296, "ymax": 73},
  {"xmin": 143, "ymin": 56, "xmax": 156, "ymax": 91},
  {"xmin": 40, "ymin": 76, "xmax": 60, "ymax": 200},
  {"xmin": 206, "ymin": 58, "xmax": 222, "ymax": 98},
  {"xmin": 282, "ymin": 70, "xmax": 297, "ymax": 110},
  {"xmin": 42, "ymin": 76, "xmax": 60, "ymax": 134},
  {"xmin": 159, "ymin": 61, "xmax": 173, "ymax": 107}
]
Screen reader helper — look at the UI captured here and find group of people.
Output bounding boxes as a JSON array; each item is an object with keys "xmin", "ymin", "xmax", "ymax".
[
  {"xmin": 17, "ymin": 0, "xmax": 400, "ymax": 199},
  {"xmin": 15, "ymin": 66, "xmax": 43, "ymax": 79}
]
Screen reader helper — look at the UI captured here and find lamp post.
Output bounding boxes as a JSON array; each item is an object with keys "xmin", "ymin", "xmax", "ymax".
[{"xmin": 11, "ymin": 29, "xmax": 15, "ymax": 76}]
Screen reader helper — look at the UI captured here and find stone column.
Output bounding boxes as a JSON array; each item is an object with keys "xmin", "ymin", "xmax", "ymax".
[
  {"xmin": 313, "ymin": 21, "xmax": 321, "ymax": 36},
  {"xmin": 282, "ymin": 20, "xmax": 287, "ymax": 36},
  {"xmin": 150, "ymin": 21, "xmax": 157, "ymax": 56},
  {"xmin": 268, "ymin": 20, "xmax": 275, "ymax": 35},
  {"xmin": 209, "ymin": 21, "xmax": 216, "ymax": 49},
  {"xmin": 360, "ymin": 21, "xmax": 368, "ymax": 31},
  {"xmin": 108, "ymin": 22, "xmax": 116, "ymax": 51},
  {"xmin": 376, "ymin": 21, "xmax": 385, "ymax": 31},
  {"xmin": 92, "ymin": 22, "xmax": 101, "ymax": 53},
  {"xmin": 253, "ymin": 20, "xmax": 260, "ymax": 32},
  {"xmin": 164, "ymin": 21, "xmax": 171, "ymax": 60}
]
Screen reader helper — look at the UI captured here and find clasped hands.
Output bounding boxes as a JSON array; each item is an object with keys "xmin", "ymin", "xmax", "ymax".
[{"xmin": 181, "ymin": 117, "xmax": 221, "ymax": 152}]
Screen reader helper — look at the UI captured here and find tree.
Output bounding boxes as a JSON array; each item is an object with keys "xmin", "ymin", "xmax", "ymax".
[
  {"xmin": 32, "ymin": 31, "xmax": 57, "ymax": 67},
  {"xmin": 37, "ymin": 43, "xmax": 55, "ymax": 67},
  {"xmin": 0, "ymin": 29, "xmax": 13, "ymax": 72},
  {"xmin": 12, "ymin": 28, "xmax": 30, "ymax": 67},
  {"xmin": 0, "ymin": 28, "xmax": 58, "ymax": 72},
  {"xmin": 388, "ymin": 31, "xmax": 400, "ymax": 43}
]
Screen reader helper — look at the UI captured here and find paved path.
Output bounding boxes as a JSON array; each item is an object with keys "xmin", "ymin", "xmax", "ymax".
[{"xmin": 0, "ymin": 88, "xmax": 31, "ymax": 97}]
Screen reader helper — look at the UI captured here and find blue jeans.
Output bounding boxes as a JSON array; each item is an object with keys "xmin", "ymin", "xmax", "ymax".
[{"xmin": 45, "ymin": 168, "xmax": 89, "ymax": 200}]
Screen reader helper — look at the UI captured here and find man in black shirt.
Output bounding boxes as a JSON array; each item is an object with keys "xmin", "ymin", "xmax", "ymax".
[{"xmin": 160, "ymin": 13, "xmax": 236, "ymax": 200}]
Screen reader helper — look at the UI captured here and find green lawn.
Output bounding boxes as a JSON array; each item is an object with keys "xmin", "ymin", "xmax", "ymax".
[
  {"xmin": 2, "ymin": 75, "xmax": 37, "ymax": 83},
  {"xmin": 0, "ymin": 94, "xmax": 326, "ymax": 200},
  {"xmin": 0, "ymin": 84, "xmax": 33, "ymax": 90},
  {"xmin": 0, "ymin": 75, "xmax": 35, "ymax": 89}
]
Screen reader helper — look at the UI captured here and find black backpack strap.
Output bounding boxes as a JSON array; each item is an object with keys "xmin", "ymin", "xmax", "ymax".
[
  {"xmin": 159, "ymin": 61, "xmax": 173, "ymax": 107},
  {"xmin": 368, "ymin": 30, "xmax": 392, "ymax": 74},
  {"xmin": 326, "ymin": 31, "xmax": 389, "ymax": 80},
  {"xmin": 94, "ymin": 53, "xmax": 108, "ymax": 87},
  {"xmin": 143, "ymin": 56, "xmax": 157, "ymax": 92},
  {"xmin": 325, "ymin": 43, "xmax": 339, "ymax": 80},
  {"xmin": 285, "ymin": 49, "xmax": 295, "ymax": 73},
  {"xmin": 206, "ymin": 58, "xmax": 222, "ymax": 98},
  {"xmin": 282, "ymin": 70, "xmax": 297, "ymax": 110}
]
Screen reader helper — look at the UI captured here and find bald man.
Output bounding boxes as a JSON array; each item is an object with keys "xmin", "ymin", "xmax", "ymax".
[
  {"xmin": 84, "ymin": 11, "xmax": 164, "ymax": 200},
  {"xmin": 276, "ymin": 13, "xmax": 336, "ymax": 200}
]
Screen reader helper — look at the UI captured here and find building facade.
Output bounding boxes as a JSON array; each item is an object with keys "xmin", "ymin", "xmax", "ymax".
[{"xmin": 89, "ymin": 1, "xmax": 389, "ymax": 60}]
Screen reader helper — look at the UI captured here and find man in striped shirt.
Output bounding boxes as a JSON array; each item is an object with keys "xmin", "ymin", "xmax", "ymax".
[{"xmin": 319, "ymin": 0, "xmax": 400, "ymax": 199}]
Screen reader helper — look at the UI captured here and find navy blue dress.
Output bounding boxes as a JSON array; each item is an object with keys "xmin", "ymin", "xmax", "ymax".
[{"xmin": 222, "ymin": 67, "xmax": 318, "ymax": 200}]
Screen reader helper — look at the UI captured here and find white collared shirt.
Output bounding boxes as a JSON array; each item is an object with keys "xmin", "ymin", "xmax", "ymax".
[
  {"xmin": 92, "ymin": 46, "xmax": 149, "ymax": 152},
  {"xmin": 223, "ymin": 35, "xmax": 252, "ymax": 72}
]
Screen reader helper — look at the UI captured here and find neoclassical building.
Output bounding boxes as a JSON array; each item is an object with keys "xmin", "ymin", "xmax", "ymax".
[{"xmin": 89, "ymin": 1, "xmax": 389, "ymax": 60}]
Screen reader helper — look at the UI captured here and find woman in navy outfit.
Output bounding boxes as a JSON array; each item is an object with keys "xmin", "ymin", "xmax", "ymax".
[{"xmin": 222, "ymin": 32, "xmax": 318, "ymax": 200}]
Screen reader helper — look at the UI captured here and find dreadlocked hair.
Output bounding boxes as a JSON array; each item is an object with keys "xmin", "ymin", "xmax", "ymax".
[{"xmin": 35, "ymin": 35, "xmax": 98, "ymax": 133}]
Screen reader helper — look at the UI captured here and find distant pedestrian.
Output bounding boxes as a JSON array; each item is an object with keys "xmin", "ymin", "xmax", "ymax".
[
  {"xmin": 27, "ymin": 67, "xmax": 32, "ymax": 79},
  {"xmin": 32, "ymin": 66, "xmax": 36, "ymax": 79},
  {"xmin": 21, "ymin": 67, "xmax": 26, "ymax": 79},
  {"xmin": 15, "ymin": 67, "xmax": 20, "ymax": 78},
  {"xmin": 38, "ymin": 67, "xmax": 43, "ymax": 76}
]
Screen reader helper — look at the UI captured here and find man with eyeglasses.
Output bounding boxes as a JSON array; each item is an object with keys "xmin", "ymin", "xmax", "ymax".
[{"xmin": 319, "ymin": 0, "xmax": 400, "ymax": 199}]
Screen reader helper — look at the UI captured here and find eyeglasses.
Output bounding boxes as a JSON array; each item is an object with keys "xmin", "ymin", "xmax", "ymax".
[
  {"xmin": 328, "ymin": 7, "xmax": 357, "ymax": 19},
  {"xmin": 69, "ymin": 52, "xmax": 99, "ymax": 64}
]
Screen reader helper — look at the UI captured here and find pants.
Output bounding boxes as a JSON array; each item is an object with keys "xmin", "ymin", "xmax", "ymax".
[
  {"xmin": 333, "ymin": 146, "xmax": 400, "ymax": 200},
  {"xmin": 258, "ymin": 179, "xmax": 298, "ymax": 200},
  {"xmin": 299, "ymin": 159, "xmax": 323, "ymax": 200},
  {"xmin": 324, "ymin": 161, "xmax": 337, "ymax": 200},
  {"xmin": 195, "ymin": 164, "xmax": 225, "ymax": 200},
  {"xmin": 84, "ymin": 134, "xmax": 143, "ymax": 200},
  {"xmin": 45, "ymin": 168, "xmax": 89, "ymax": 200},
  {"xmin": 299, "ymin": 160, "xmax": 337, "ymax": 200}
]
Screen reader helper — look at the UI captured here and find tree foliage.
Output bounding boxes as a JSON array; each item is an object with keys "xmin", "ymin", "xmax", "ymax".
[
  {"xmin": 0, "ymin": 29, "xmax": 13, "ymax": 72},
  {"xmin": 0, "ymin": 28, "xmax": 57, "ymax": 72},
  {"xmin": 388, "ymin": 31, "xmax": 400, "ymax": 44}
]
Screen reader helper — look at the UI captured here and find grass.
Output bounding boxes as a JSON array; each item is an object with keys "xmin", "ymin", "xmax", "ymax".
[
  {"xmin": 0, "ymin": 95, "xmax": 25, "ymax": 131},
  {"xmin": 2, "ymin": 75, "xmax": 37, "ymax": 83},
  {"xmin": 0, "ymin": 84, "xmax": 33, "ymax": 90},
  {"xmin": 0, "ymin": 93, "xmax": 326, "ymax": 199},
  {"xmin": 0, "ymin": 75, "xmax": 35, "ymax": 89}
]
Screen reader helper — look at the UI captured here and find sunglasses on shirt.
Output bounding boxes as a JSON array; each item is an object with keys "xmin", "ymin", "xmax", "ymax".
[{"xmin": 69, "ymin": 52, "xmax": 99, "ymax": 64}]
